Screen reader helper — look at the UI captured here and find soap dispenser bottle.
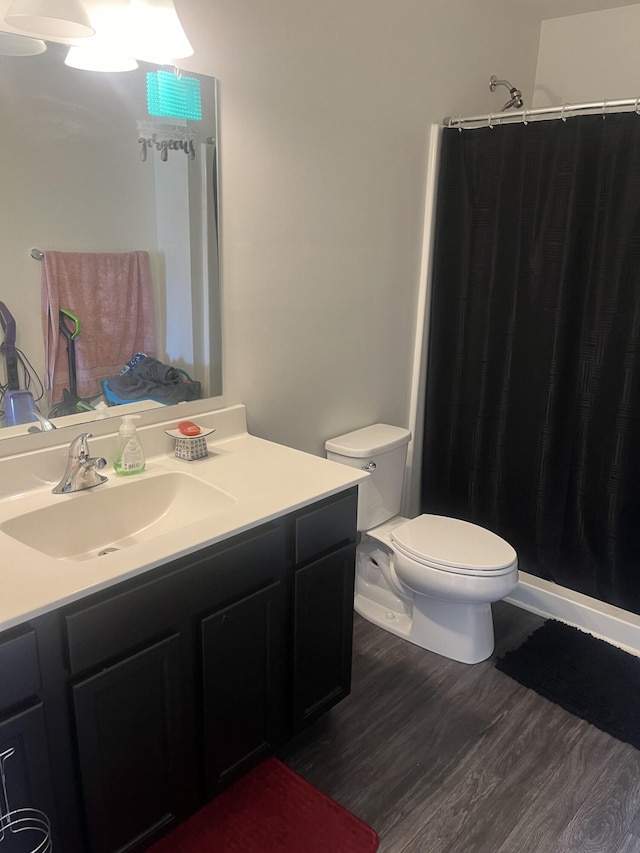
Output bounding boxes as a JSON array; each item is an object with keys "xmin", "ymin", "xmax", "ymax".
[{"xmin": 114, "ymin": 415, "xmax": 146, "ymax": 475}]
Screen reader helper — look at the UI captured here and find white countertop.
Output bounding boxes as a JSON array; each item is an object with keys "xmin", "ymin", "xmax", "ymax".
[{"xmin": 0, "ymin": 405, "xmax": 367, "ymax": 632}]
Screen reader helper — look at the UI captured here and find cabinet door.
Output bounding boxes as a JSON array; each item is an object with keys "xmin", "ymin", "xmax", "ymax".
[
  {"xmin": 0, "ymin": 704, "xmax": 58, "ymax": 847},
  {"xmin": 72, "ymin": 634, "xmax": 189, "ymax": 853},
  {"xmin": 292, "ymin": 543, "xmax": 356, "ymax": 731},
  {"xmin": 201, "ymin": 581, "xmax": 284, "ymax": 798}
]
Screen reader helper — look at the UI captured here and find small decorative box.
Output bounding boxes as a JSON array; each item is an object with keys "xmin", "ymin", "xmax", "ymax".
[
  {"xmin": 165, "ymin": 426, "xmax": 214, "ymax": 461},
  {"xmin": 175, "ymin": 435, "xmax": 208, "ymax": 461}
]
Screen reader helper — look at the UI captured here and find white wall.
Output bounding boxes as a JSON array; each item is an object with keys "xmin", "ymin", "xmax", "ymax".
[
  {"xmin": 535, "ymin": 4, "xmax": 640, "ymax": 105},
  {"xmin": 177, "ymin": 0, "xmax": 542, "ymax": 455}
]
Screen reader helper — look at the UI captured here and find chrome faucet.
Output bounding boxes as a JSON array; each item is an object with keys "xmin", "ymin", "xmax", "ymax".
[{"xmin": 52, "ymin": 432, "xmax": 108, "ymax": 494}]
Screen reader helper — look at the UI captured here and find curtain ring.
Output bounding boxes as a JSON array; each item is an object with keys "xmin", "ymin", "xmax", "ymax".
[
  {"xmin": 488, "ymin": 113, "xmax": 494, "ymax": 129},
  {"xmin": 522, "ymin": 108, "xmax": 529, "ymax": 126},
  {"xmin": 635, "ymin": 98, "xmax": 640, "ymax": 115},
  {"xmin": 602, "ymin": 99, "xmax": 608, "ymax": 119},
  {"xmin": 561, "ymin": 103, "xmax": 568, "ymax": 122},
  {"xmin": 457, "ymin": 118, "xmax": 463, "ymax": 133}
]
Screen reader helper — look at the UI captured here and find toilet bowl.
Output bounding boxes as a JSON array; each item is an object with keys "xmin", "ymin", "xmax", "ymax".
[
  {"xmin": 326, "ymin": 425, "xmax": 518, "ymax": 664},
  {"xmin": 363, "ymin": 514, "xmax": 517, "ymax": 663}
]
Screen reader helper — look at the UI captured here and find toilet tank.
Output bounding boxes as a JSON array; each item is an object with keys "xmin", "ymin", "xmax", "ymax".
[{"xmin": 325, "ymin": 424, "xmax": 411, "ymax": 531}]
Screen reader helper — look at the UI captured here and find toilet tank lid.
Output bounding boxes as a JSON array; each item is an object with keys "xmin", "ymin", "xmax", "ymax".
[{"xmin": 325, "ymin": 424, "xmax": 411, "ymax": 457}]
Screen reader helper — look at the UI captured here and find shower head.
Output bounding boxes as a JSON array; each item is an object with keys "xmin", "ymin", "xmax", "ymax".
[{"xmin": 489, "ymin": 75, "xmax": 523, "ymax": 111}]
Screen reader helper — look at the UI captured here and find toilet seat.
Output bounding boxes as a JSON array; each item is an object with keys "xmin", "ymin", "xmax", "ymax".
[{"xmin": 391, "ymin": 514, "xmax": 517, "ymax": 577}]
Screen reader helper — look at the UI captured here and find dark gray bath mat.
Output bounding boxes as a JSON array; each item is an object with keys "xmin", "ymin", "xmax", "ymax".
[{"xmin": 496, "ymin": 619, "xmax": 640, "ymax": 750}]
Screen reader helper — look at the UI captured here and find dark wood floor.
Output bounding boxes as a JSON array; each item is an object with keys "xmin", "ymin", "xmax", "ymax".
[{"xmin": 281, "ymin": 602, "xmax": 640, "ymax": 853}]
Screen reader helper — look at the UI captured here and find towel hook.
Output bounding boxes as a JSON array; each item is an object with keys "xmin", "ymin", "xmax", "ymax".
[{"xmin": 30, "ymin": 248, "xmax": 44, "ymax": 260}]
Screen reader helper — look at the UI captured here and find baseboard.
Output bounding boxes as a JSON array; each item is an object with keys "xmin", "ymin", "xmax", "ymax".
[{"xmin": 506, "ymin": 571, "xmax": 640, "ymax": 657}]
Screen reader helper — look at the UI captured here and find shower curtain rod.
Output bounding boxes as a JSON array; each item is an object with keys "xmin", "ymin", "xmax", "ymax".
[{"xmin": 443, "ymin": 97, "xmax": 640, "ymax": 129}]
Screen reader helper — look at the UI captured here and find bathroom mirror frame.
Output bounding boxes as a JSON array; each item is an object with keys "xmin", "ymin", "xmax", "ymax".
[{"xmin": 0, "ymin": 38, "xmax": 222, "ymax": 446}]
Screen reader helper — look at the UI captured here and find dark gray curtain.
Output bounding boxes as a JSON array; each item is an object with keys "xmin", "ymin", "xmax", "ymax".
[{"xmin": 422, "ymin": 113, "xmax": 640, "ymax": 615}]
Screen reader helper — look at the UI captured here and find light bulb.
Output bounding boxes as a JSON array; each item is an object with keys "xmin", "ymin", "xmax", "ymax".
[{"xmin": 124, "ymin": 0, "xmax": 193, "ymax": 64}]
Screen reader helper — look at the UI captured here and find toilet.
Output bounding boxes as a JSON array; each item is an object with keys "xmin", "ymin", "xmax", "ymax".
[{"xmin": 326, "ymin": 424, "xmax": 518, "ymax": 664}]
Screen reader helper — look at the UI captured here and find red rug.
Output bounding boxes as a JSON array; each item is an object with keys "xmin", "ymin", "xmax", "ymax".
[{"xmin": 146, "ymin": 757, "xmax": 379, "ymax": 853}]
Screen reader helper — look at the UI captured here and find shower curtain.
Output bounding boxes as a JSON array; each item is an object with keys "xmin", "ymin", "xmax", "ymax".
[{"xmin": 422, "ymin": 113, "xmax": 640, "ymax": 616}]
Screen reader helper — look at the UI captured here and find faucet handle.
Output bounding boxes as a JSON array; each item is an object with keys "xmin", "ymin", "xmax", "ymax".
[{"xmin": 70, "ymin": 432, "xmax": 93, "ymax": 458}]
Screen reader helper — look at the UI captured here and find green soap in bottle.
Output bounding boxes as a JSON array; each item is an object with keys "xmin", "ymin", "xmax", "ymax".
[{"xmin": 114, "ymin": 415, "xmax": 146, "ymax": 476}]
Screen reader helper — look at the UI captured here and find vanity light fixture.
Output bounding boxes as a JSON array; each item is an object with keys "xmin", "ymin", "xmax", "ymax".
[
  {"xmin": 123, "ymin": 0, "xmax": 193, "ymax": 64},
  {"xmin": 65, "ymin": 45, "xmax": 138, "ymax": 72},
  {"xmin": 0, "ymin": 31, "xmax": 46, "ymax": 55},
  {"xmin": 4, "ymin": 0, "xmax": 94, "ymax": 40},
  {"xmin": 63, "ymin": 5, "xmax": 138, "ymax": 74}
]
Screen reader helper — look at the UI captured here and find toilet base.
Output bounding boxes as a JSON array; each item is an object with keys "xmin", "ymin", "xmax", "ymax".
[
  {"xmin": 412, "ymin": 596, "xmax": 495, "ymax": 664},
  {"xmin": 355, "ymin": 592, "xmax": 413, "ymax": 642},
  {"xmin": 354, "ymin": 592, "xmax": 495, "ymax": 665}
]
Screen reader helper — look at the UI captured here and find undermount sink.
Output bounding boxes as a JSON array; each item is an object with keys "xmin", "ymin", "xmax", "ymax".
[{"xmin": 0, "ymin": 472, "xmax": 236, "ymax": 561}]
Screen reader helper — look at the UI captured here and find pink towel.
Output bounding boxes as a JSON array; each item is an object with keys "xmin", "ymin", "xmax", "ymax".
[{"xmin": 41, "ymin": 250, "xmax": 157, "ymax": 404}]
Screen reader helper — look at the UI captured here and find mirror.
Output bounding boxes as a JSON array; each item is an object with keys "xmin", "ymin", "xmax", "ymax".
[{"xmin": 0, "ymin": 39, "xmax": 221, "ymax": 439}]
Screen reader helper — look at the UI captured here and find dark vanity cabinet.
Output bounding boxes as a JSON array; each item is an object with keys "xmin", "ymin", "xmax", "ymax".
[
  {"xmin": 0, "ymin": 628, "xmax": 59, "ymax": 846},
  {"xmin": 65, "ymin": 519, "xmax": 289, "ymax": 853},
  {"xmin": 291, "ymin": 491, "xmax": 358, "ymax": 731},
  {"xmin": 201, "ymin": 579, "xmax": 285, "ymax": 798},
  {"xmin": 71, "ymin": 634, "xmax": 188, "ymax": 853},
  {"xmin": 196, "ymin": 523, "xmax": 288, "ymax": 798},
  {"xmin": 0, "ymin": 486, "xmax": 357, "ymax": 853}
]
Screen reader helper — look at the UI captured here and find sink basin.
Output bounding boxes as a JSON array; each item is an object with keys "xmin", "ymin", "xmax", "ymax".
[{"xmin": 0, "ymin": 472, "xmax": 236, "ymax": 561}]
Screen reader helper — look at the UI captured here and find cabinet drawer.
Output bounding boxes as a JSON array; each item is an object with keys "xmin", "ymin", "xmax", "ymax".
[
  {"xmin": 189, "ymin": 522, "xmax": 287, "ymax": 607},
  {"xmin": 294, "ymin": 488, "xmax": 357, "ymax": 564},
  {"xmin": 65, "ymin": 570, "xmax": 182, "ymax": 675},
  {"xmin": 0, "ymin": 629, "xmax": 41, "ymax": 712},
  {"xmin": 65, "ymin": 521, "xmax": 287, "ymax": 675}
]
